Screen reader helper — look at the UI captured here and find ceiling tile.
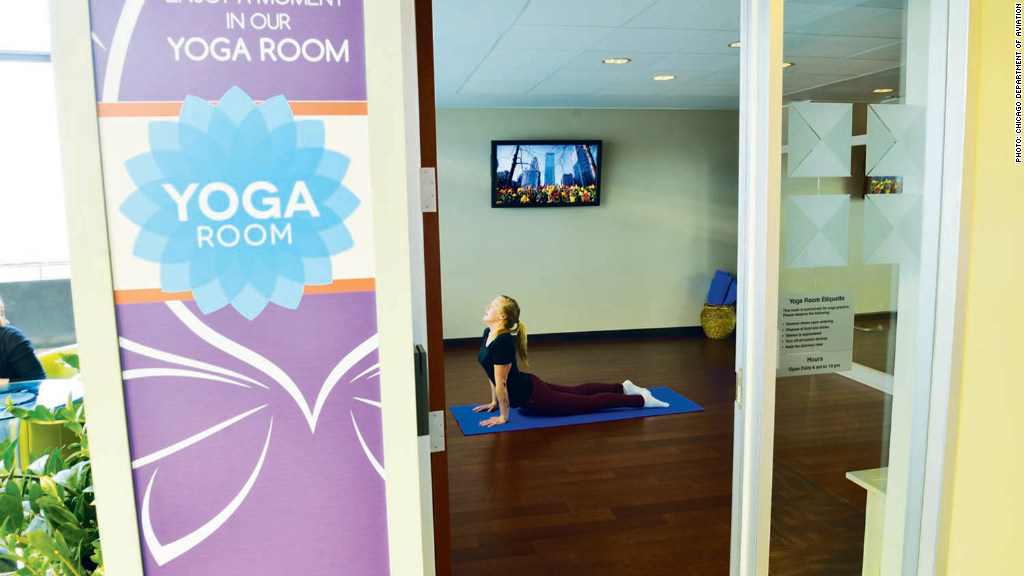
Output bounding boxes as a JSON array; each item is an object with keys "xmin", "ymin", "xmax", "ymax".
[
  {"xmin": 650, "ymin": 52, "xmax": 740, "ymax": 72},
  {"xmin": 784, "ymin": 34, "xmax": 899, "ymax": 58},
  {"xmin": 591, "ymin": 27, "xmax": 718, "ymax": 53},
  {"xmin": 433, "ymin": 0, "xmax": 908, "ymax": 109},
  {"xmin": 479, "ymin": 49, "xmax": 582, "ymax": 69},
  {"xmin": 627, "ymin": 0, "xmax": 740, "ymax": 31},
  {"xmin": 516, "ymin": 0, "xmax": 660, "ymax": 28},
  {"xmin": 684, "ymin": 31, "xmax": 743, "ymax": 55},
  {"xmin": 691, "ymin": 71, "xmax": 739, "ymax": 85},
  {"xmin": 787, "ymin": 6, "xmax": 891, "ymax": 34},
  {"xmin": 824, "ymin": 9, "xmax": 905, "ymax": 39},
  {"xmin": 564, "ymin": 50, "xmax": 673, "ymax": 69},
  {"xmin": 595, "ymin": 80, "xmax": 677, "ymax": 96},
  {"xmin": 664, "ymin": 83, "xmax": 740, "ymax": 97},
  {"xmin": 460, "ymin": 77, "xmax": 543, "ymax": 94},
  {"xmin": 543, "ymin": 67, "xmax": 642, "ymax": 83},
  {"xmin": 849, "ymin": 41, "xmax": 904, "ymax": 61},
  {"xmin": 633, "ymin": 70, "xmax": 717, "ymax": 83},
  {"xmin": 528, "ymin": 79, "xmax": 611, "ymax": 94},
  {"xmin": 787, "ymin": 0, "xmax": 905, "ymax": 7},
  {"xmin": 432, "ymin": 0, "xmax": 530, "ymax": 91},
  {"xmin": 783, "ymin": 73, "xmax": 857, "ymax": 93},
  {"xmin": 469, "ymin": 66, "xmax": 558, "ymax": 83},
  {"xmin": 799, "ymin": 58, "xmax": 899, "ymax": 77},
  {"xmin": 495, "ymin": 25, "xmax": 616, "ymax": 51}
]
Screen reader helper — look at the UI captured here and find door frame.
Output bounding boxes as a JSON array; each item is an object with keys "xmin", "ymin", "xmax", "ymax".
[
  {"xmin": 730, "ymin": 0, "xmax": 973, "ymax": 574},
  {"xmin": 413, "ymin": 0, "xmax": 454, "ymax": 574}
]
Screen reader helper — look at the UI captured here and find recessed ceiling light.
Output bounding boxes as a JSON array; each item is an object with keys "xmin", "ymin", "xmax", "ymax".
[
  {"xmin": 872, "ymin": 88, "xmax": 895, "ymax": 93},
  {"xmin": 782, "ymin": 62, "xmax": 794, "ymax": 68},
  {"xmin": 652, "ymin": 75, "xmax": 676, "ymax": 81},
  {"xmin": 728, "ymin": 42, "xmax": 741, "ymax": 48},
  {"xmin": 602, "ymin": 58, "xmax": 631, "ymax": 65}
]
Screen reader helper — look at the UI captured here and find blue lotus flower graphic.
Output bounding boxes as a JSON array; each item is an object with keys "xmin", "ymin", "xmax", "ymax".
[{"xmin": 120, "ymin": 86, "xmax": 360, "ymax": 320}]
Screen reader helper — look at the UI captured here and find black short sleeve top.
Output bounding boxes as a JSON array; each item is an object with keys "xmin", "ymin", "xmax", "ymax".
[{"xmin": 477, "ymin": 328, "xmax": 532, "ymax": 408}]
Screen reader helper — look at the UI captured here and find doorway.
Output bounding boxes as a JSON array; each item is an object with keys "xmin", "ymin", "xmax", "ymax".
[{"xmin": 415, "ymin": 1, "xmax": 966, "ymax": 575}]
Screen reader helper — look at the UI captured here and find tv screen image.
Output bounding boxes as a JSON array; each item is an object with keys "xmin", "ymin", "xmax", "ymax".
[{"xmin": 491, "ymin": 141, "xmax": 602, "ymax": 208}]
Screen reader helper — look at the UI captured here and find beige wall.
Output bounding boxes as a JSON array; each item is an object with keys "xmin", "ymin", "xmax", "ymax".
[
  {"xmin": 436, "ymin": 108, "xmax": 740, "ymax": 339},
  {"xmin": 944, "ymin": 0, "xmax": 1024, "ymax": 572}
]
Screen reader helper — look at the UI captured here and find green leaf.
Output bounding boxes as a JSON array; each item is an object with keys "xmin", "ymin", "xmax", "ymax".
[
  {"xmin": 0, "ymin": 493, "xmax": 24, "ymax": 533},
  {"xmin": 63, "ymin": 422, "xmax": 83, "ymax": 438},
  {"xmin": 28, "ymin": 483, "xmax": 44, "ymax": 513},
  {"xmin": 24, "ymin": 514, "xmax": 47, "ymax": 534},
  {"xmin": 54, "ymin": 529, "xmax": 72, "ymax": 562},
  {"xmin": 56, "ymin": 405, "xmax": 76, "ymax": 422},
  {"xmin": 28, "ymin": 454, "xmax": 49, "ymax": 475},
  {"xmin": 2, "ymin": 438, "xmax": 18, "ymax": 473},
  {"xmin": 16, "ymin": 568, "xmax": 36, "ymax": 576},
  {"xmin": 46, "ymin": 453, "xmax": 67, "ymax": 476},
  {"xmin": 5, "ymin": 406, "xmax": 28, "ymax": 419},
  {"xmin": 58, "ymin": 523, "xmax": 90, "ymax": 548},
  {"xmin": 59, "ymin": 353, "xmax": 79, "ymax": 371},
  {"xmin": 53, "ymin": 468, "xmax": 76, "ymax": 489},
  {"xmin": 35, "ymin": 495, "xmax": 61, "ymax": 510},
  {"xmin": 4, "ymin": 479, "xmax": 19, "ymax": 498},
  {"xmin": 28, "ymin": 405, "xmax": 55, "ymax": 423},
  {"xmin": 27, "ymin": 530, "xmax": 57, "ymax": 557},
  {"xmin": 44, "ymin": 505, "xmax": 79, "ymax": 528},
  {"xmin": 40, "ymin": 476, "xmax": 60, "ymax": 500}
]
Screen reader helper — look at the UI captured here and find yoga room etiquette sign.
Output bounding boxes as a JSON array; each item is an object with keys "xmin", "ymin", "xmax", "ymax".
[{"xmin": 87, "ymin": 1, "xmax": 387, "ymax": 574}]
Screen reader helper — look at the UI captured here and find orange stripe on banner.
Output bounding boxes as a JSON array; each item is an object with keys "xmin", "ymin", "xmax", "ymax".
[
  {"xmin": 113, "ymin": 289, "xmax": 193, "ymax": 304},
  {"xmin": 97, "ymin": 101, "xmax": 368, "ymax": 118},
  {"xmin": 113, "ymin": 279, "xmax": 376, "ymax": 304}
]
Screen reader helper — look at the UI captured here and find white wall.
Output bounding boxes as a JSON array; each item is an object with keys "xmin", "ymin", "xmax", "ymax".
[{"xmin": 437, "ymin": 108, "xmax": 740, "ymax": 339}]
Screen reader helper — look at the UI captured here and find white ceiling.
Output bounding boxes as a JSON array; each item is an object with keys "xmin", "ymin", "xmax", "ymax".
[{"xmin": 432, "ymin": 0, "xmax": 907, "ymax": 109}]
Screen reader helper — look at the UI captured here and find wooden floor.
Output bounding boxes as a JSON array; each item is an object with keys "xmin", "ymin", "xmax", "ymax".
[{"xmin": 443, "ymin": 333, "xmax": 889, "ymax": 575}]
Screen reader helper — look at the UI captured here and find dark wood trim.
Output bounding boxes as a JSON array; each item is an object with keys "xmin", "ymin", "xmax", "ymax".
[
  {"xmin": 444, "ymin": 326, "xmax": 706, "ymax": 349},
  {"xmin": 414, "ymin": 0, "xmax": 452, "ymax": 574}
]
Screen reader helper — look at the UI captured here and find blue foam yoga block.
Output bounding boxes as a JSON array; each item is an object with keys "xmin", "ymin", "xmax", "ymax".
[
  {"xmin": 723, "ymin": 279, "xmax": 737, "ymax": 306},
  {"xmin": 707, "ymin": 270, "xmax": 732, "ymax": 305}
]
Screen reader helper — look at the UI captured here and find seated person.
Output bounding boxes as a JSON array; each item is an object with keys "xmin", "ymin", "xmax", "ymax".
[{"xmin": 0, "ymin": 296, "xmax": 46, "ymax": 384}]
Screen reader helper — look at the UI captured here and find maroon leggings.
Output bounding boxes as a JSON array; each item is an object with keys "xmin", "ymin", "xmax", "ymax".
[{"xmin": 524, "ymin": 374, "xmax": 644, "ymax": 416}]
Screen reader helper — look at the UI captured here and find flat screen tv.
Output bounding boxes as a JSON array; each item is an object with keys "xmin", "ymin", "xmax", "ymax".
[{"xmin": 491, "ymin": 140, "xmax": 602, "ymax": 208}]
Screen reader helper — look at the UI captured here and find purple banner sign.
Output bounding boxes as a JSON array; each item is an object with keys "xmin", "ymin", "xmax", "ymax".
[
  {"xmin": 116, "ymin": 292, "xmax": 388, "ymax": 575},
  {"xmin": 89, "ymin": 0, "xmax": 367, "ymax": 102},
  {"xmin": 84, "ymin": 1, "xmax": 389, "ymax": 574}
]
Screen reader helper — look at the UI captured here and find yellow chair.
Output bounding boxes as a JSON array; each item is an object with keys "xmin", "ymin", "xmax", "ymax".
[
  {"xmin": 35, "ymin": 344, "xmax": 79, "ymax": 379},
  {"xmin": 9, "ymin": 345, "xmax": 82, "ymax": 467}
]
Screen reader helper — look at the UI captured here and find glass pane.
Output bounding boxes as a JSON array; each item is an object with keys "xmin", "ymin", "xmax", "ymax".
[
  {"xmin": 0, "ymin": 61, "xmax": 68, "ymax": 265},
  {"xmin": 0, "ymin": 0, "xmax": 51, "ymax": 52},
  {"xmin": 771, "ymin": 0, "xmax": 945, "ymax": 573}
]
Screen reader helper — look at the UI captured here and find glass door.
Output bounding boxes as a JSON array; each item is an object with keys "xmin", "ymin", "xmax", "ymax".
[{"xmin": 733, "ymin": 0, "xmax": 962, "ymax": 574}]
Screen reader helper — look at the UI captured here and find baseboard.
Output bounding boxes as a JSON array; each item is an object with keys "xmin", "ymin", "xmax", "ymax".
[{"xmin": 444, "ymin": 326, "xmax": 705, "ymax": 348}]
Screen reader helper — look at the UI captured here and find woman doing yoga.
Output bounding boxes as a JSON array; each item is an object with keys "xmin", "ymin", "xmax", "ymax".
[{"xmin": 475, "ymin": 295, "xmax": 669, "ymax": 428}]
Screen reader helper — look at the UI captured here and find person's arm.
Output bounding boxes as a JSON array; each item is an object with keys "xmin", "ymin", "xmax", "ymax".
[
  {"xmin": 480, "ymin": 363, "xmax": 511, "ymax": 427},
  {"xmin": 471, "ymin": 381, "xmax": 498, "ymax": 413},
  {"xmin": 1, "ymin": 329, "xmax": 46, "ymax": 383}
]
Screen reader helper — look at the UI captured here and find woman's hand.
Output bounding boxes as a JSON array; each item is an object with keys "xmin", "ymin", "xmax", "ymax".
[
  {"xmin": 480, "ymin": 415, "xmax": 507, "ymax": 427},
  {"xmin": 472, "ymin": 402, "xmax": 498, "ymax": 413}
]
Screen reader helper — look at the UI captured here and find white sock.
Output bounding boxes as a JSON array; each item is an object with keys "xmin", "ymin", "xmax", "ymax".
[
  {"xmin": 622, "ymin": 379, "xmax": 644, "ymax": 395},
  {"xmin": 640, "ymin": 388, "xmax": 669, "ymax": 408}
]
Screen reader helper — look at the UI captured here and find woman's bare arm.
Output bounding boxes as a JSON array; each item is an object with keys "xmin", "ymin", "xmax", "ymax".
[{"xmin": 481, "ymin": 363, "xmax": 511, "ymax": 427}]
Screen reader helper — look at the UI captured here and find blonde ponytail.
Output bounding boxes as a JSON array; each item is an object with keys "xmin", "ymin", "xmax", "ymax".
[
  {"xmin": 498, "ymin": 295, "xmax": 529, "ymax": 366},
  {"xmin": 513, "ymin": 321, "xmax": 529, "ymax": 367}
]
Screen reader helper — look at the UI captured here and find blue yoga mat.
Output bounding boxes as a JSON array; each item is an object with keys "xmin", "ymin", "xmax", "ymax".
[{"xmin": 450, "ymin": 387, "xmax": 704, "ymax": 436}]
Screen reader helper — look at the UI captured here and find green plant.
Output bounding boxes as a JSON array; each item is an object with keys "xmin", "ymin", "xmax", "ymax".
[
  {"xmin": 56, "ymin": 356, "xmax": 79, "ymax": 374},
  {"xmin": 0, "ymin": 397, "xmax": 102, "ymax": 576}
]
